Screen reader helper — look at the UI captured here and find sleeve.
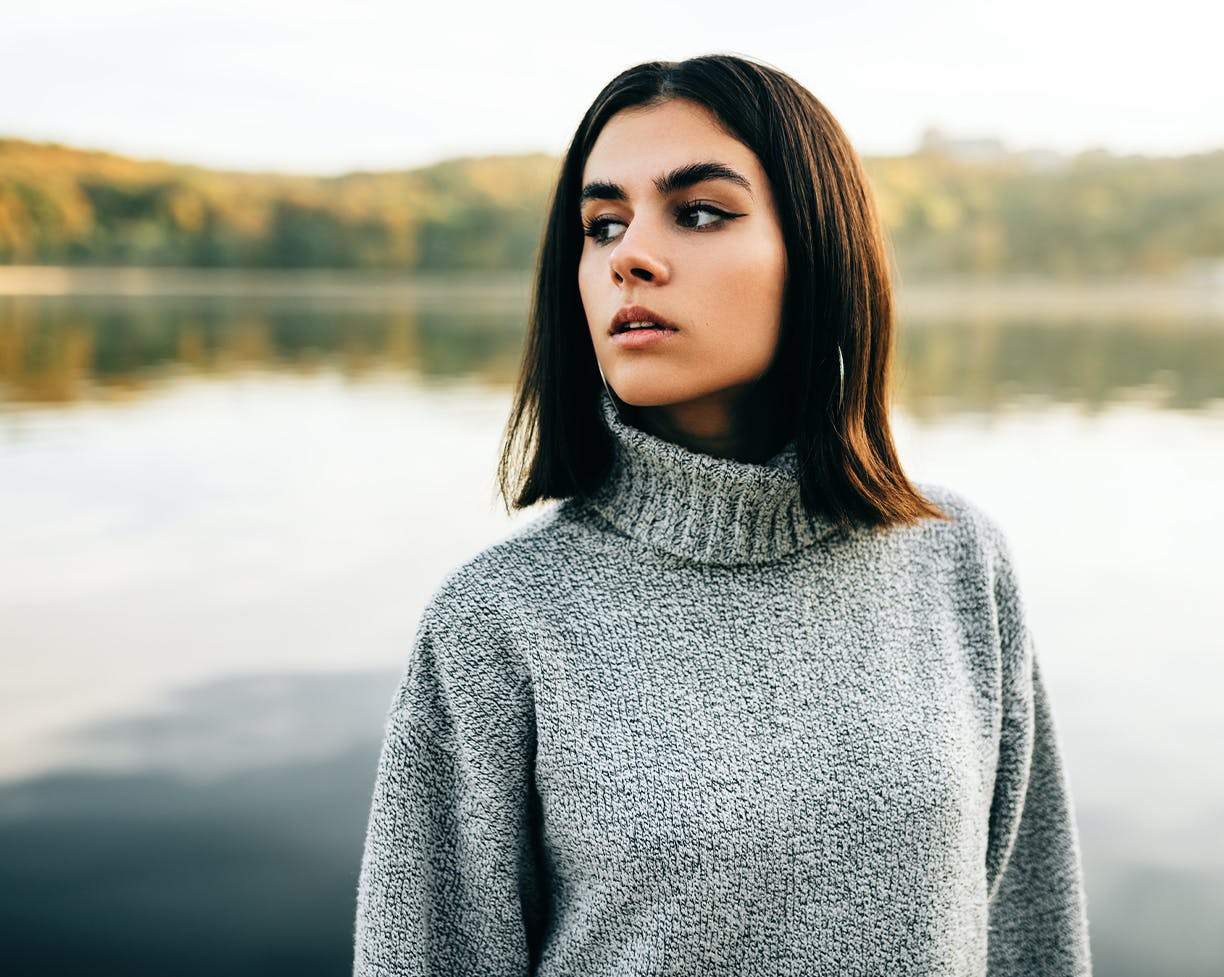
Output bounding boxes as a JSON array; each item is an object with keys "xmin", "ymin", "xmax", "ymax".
[
  {"xmin": 983, "ymin": 531, "xmax": 1093, "ymax": 976},
  {"xmin": 352, "ymin": 585, "xmax": 549, "ymax": 977}
]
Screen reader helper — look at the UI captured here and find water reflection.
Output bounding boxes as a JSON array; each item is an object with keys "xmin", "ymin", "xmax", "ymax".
[
  {"xmin": 0, "ymin": 672, "xmax": 394, "ymax": 977},
  {"xmin": 2, "ymin": 290, "xmax": 1222, "ymax": 412},
  {"xmin": 0, "ymin": 294, "xmax": 528, "ymax": 402},
  {"xmin": 898, "ymin": 316, "xmax": 1224, "ymax": 415},
  {"xmin": 0, "ymin": 670, "xmax": 1218, "ymax": 977},
  {"xmin": 49, "ymin": 669, "xmax": 399, "ymax": 780},
  {"xmin": 1, "ymin": 279, "xmax": 1221, "ymax": 976}
]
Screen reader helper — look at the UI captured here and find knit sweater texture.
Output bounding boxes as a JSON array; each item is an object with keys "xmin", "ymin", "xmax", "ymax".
[{"xmin": 352, "ymin": 391, "xmax": 1093, "ymax": 976}]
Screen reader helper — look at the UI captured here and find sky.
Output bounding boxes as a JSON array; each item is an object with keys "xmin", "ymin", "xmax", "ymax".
[{"xmin": 2, "ymin": 0, "xmax": 1221, "ymax": 175}]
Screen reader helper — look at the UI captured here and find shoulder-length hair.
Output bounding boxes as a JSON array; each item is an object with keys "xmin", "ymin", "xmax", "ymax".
[{"xmin": 497, "ymin": 53, "xmax": 948, "ymax": 532}]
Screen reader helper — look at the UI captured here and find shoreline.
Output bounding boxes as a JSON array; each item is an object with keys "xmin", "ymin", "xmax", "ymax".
[{"xmin": 0, "ymin": 265, "xmax": 1221, "ymax": 318}]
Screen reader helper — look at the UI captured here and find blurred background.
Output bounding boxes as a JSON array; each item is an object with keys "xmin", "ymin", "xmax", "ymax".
[{"xmin": 1, "ymin": 2, "xmax": 1222, "ymax": 975}]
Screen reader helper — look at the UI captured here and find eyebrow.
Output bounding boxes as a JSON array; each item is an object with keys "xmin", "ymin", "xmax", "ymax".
[{"xmin": 579, "ymin": 161, "xmax": 753, "ymax": 204}]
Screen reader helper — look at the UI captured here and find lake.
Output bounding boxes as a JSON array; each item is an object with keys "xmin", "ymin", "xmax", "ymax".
[{"xmin": 1, "ymin": 270, "xmax": 1222, "ymax": 976}]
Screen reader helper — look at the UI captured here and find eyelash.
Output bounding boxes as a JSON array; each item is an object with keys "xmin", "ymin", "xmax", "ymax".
[{"xmin": 581, "ymin": 200, "xmax": 743, "ymax": 245}]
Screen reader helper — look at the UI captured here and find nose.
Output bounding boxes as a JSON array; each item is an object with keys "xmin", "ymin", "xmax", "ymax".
[{"xmin": 607, "ymin": 217, "xmax": 670, "ymax": 286}]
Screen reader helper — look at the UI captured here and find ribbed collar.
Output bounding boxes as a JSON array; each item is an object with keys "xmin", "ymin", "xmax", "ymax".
[{"xmin": 583, "ymin": 391, "xmax": 843, "ymax": 565}]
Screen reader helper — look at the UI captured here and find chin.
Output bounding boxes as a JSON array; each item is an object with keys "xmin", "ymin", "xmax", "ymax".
[{"xmin": 604, "ymin": 369, "xmax": 749, "ymax": 409}]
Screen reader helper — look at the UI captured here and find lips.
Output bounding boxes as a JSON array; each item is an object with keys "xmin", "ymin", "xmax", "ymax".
[{"xmin": 609, "ymin": 305, "xmax": 680, "ymax": 335}]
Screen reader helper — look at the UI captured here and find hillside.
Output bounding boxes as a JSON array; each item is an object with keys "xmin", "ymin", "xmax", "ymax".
[{"xmin": 1, "ymin": 137, "xmax": 1221, "ymax": 278}]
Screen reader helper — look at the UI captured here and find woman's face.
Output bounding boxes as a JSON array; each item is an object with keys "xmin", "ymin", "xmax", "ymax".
[{"xmin": 578, "ymin": 97, "xmax": 788, "ymax": 425}]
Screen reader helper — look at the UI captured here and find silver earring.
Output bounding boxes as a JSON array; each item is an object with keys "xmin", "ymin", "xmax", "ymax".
[
  {"xmin": 597, "ymin": 361, "xmax": 625, "ymax": 423},
  {"xmin": 836, "ymin": 343, "xmax": 845, "ymax": 411}
]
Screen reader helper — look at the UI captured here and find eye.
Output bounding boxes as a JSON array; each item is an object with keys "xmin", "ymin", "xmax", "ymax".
[
  {"xmin": 676, "ymin": 202, "xmax": 738, "ymax": 229},
  {"xmin": 582, "ymin": 216, "xmax": 627, "ymax": 245}
]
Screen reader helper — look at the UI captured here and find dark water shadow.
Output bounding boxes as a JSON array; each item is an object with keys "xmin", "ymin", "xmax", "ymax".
[
  {"xmin": 2, "ymin": 670, "xmax": 1222, "ymax": 975},
  {"xmin": 0, "ymin": 670, "xmax": 400, "ymax": 977}
]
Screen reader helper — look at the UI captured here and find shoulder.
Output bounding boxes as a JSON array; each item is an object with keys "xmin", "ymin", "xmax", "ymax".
[
  {"xmin": 418, "ymin": 499, "xmax": 589, "ymax": 636},
  {"xmin": 911, "ymin": 481, "xmax": 1032, "ymax": 648},
  {"xmin": 909, "ymin": 479, "xmax": 1018, "ymax": 571},
  {"xmin": 399, "ymin": 506, "xmax": 575, "ymax": 697}
]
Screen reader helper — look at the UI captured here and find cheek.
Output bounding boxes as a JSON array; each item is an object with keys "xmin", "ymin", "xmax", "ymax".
[
  {"xmin": 700, "ymin": 237, "xmax": 786, "ymax": 375},
  {"xmin": 704, "ymin": 236, "xmax": 787, "ymax": 332},
  {"xmin": 742, "ymin": 235, "xmax": 787, "ymax": 297},
  {"xmin": 577, "ymin": 252, "xmax": 601, "ymax": 327}
]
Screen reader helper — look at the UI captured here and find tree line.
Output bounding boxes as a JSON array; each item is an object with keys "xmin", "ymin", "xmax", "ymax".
[{"xmin": 1, "ymin": 137, "xmax": 1220, "ymax": 277}]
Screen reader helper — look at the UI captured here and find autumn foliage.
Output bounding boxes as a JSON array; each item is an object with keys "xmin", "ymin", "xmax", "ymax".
[{"xmin": 1, "ymin": 137, "xmax": 1221, "ymax": 277}]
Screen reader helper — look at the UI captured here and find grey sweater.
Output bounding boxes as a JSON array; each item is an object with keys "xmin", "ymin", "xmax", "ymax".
[{"xmin": 352, "ymin": 392, "xmax": 1092, "ymax": 976}]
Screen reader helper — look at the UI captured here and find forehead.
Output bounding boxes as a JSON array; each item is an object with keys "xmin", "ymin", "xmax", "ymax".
[{"xmin": 581, "ymin": 99, "xmax": 761, "ymax": 188}]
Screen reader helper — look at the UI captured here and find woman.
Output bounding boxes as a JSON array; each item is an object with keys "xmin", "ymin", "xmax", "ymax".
[{"xmin": 353, "ymin": 54, "xmax": 1092, "ymax": 976}]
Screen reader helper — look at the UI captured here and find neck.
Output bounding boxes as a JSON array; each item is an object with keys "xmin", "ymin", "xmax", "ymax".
[
  {"xmin": 625, "ymin": 383, "xmax": 790, "ymax": 465},
  {"xmin": 588, "ymin": 389, "xmax": 841, "ymax": 565}
]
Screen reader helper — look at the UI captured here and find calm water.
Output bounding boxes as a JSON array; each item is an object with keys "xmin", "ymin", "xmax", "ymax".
[{"xmin": 1, "ymin": 277, "xmax": 1223, "ymax": 976}]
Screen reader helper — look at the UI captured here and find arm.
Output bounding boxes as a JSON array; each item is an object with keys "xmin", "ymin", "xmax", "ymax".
[
  {"xmin": 984, "ymin": 533, "xmax": 1092, "ymax": 976},
  {"xmin": 352, "ymin": 584, "xmax": 548, "ymax": 976}
]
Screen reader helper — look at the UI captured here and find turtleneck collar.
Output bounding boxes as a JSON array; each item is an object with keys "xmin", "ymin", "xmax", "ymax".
[{"xmin": 582, "ymin": 391, "xmax": 844, "ymax": 565}]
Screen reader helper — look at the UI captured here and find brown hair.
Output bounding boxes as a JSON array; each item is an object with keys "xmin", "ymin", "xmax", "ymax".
[{"xmin": 497, "ymin": 53, "xmax": 948, "ymax": 533}]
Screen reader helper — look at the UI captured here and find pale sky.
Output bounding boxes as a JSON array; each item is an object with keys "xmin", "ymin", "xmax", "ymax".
[{"xmin": 3, "ymin": 0, "xmax": 1220, "ymax": 175}]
